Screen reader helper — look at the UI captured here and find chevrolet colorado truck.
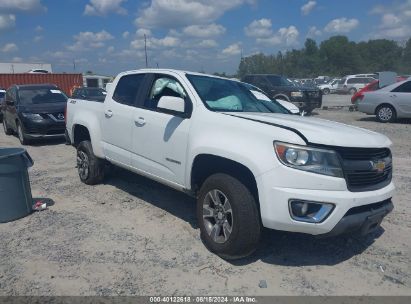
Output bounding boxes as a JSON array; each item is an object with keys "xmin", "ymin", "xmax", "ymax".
[{"xmin": 66, "ymin": 69, "xmax": 394, "ymax": 259}]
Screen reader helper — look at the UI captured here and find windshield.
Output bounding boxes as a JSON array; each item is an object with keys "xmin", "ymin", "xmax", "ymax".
[
  {"xmin": 187, "ymin": 74, "xmax": 288, "ymax": 113},
  {"xmin": 265, "ymin": 75, "xmax": 294, "ymax": 86},
  {"xmin": 18, "ymin": 88, "xmax": 68, "ymax": 104}
]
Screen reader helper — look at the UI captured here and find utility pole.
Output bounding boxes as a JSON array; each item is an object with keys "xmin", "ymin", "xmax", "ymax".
[
  {"xmin": 73, "ymin": 59, "xmax": 76, "ymax": 71},
  {"xmin": 144, "ymin": 34, "xmax": 148, "ymax": 68}
]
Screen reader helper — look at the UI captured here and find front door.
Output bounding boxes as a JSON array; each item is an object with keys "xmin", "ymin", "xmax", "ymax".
[{"xmin": 130, "ymin": 74, "xmax": 192, "ymax": 186}]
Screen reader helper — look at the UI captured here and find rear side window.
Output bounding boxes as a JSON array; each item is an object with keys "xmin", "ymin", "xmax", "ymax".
[
  {"xmin": 392, "ymin": 81, "xmax": 411, "ymax": 93},
  {"xmin": 347, "ymin": 78, "xmax": 360, "ymax": 84},
  {"xmin": 113, "ymin": 74, "xmax": 145, "ymax": 106}
]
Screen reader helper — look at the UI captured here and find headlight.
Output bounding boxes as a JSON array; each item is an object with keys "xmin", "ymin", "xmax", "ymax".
[
  {"xmin": 274, "ymin": 142, "xmax": 343, "ymax": 177},
  {"xmin": 290, "ymin": 91, "xmax": 303, "ymax": 97},
  {"xmin": 21, "ymin": 113, "xmax": 43, "ymax": 121}
]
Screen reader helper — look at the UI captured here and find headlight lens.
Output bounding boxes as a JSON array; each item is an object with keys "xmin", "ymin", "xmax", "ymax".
[
  {"xmin": 274, "ymin": 142, "xmax": 343, "ymax": 177},
  {"xmin": 21, "ymin": 113, "xmax": 43, "ymax": 121},
  {"xmin": 291, "ymin": 91, "xmax": 303, "ymax": 97}
]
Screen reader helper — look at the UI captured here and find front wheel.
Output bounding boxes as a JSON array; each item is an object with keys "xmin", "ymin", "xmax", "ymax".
[
  {"xmin": 197, "ymin": 173, "xmax": 261, "ymax": 260},
  {"xmin": 376, "ymin": 104, "xmax": 396, "ymax": 123},
  {"xmin": 76, "ymin": 141, "xmax": 105, "ymax": 185},
  {"xmin": 17, "ymin": 122, "xmax": 30, "ymax": 145}
]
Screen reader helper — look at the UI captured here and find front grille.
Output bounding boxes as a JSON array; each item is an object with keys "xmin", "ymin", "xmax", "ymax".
[
  {"xmin": 306, "ymin": 91, "xmax": 320, "ymax": 98},
  {"xmin": 334, "ymin": 147, "xmax": 392, "ymax": 192}
]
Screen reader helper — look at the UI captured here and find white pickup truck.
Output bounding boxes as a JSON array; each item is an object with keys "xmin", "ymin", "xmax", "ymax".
[{"xmin": 66, "ymin": 69, "xmax": 394, "ymax": 259}]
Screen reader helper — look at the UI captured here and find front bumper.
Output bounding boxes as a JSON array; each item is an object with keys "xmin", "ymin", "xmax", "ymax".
[
  {"xmin": 319, "ymin": 199, "xmax": 393, "ymax": 237},
  {"xmin": 257, "ymin": 168, "xmax": 395, "ymax": 236},
  {"xmin": 21, "ymin": 117, "xmax": 65, "ymax": 137}
]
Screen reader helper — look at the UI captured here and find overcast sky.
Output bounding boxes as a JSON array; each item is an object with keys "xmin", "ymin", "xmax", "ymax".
[{"xmin": 0, "ymin": 0, "xmax": 410, "ymax": 75}]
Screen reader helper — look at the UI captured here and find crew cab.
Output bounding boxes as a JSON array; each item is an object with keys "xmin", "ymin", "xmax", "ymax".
[{"xmin": 66, "ymin": 69, "xmax": 394, "ymax": 259}]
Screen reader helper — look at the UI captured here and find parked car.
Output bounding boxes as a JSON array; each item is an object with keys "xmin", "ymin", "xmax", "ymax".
[
  {"xmin": 242, "ymin": 82, "xmax": 300, "ymax": 114},
  {"xmin": 336, "ymin": 76, "xmax": 376, "ymax": 95},
  {"xmin": 358, "ymin": 78, "xmax": 411, "ymax": 122},
  {"xmin": 242, "ymin": 74, "xmax": 322, "ymax": 113},
  {"xmin": 352, "ymin": 76, "xmax": 407, "ymax": 105},
  {"xmin": 0, "ymin": 89, "xmax": 5, "ymax": 122},
  {"xmin": 2, "ymin": 84, "xmax": 67, "ymax": 144},
  {"xmin": 66, "ymin": 69, "xmax": 394, "ymax": 259},
  {"xmin": 72, "ymin": 87, "xmax": 107, "ymax": 102},
  {"xmin": 318, "ymin": 78, "xmax": 340, "ymax": 95}
]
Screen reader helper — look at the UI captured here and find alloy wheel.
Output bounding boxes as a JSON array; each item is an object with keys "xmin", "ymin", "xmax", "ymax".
[
  {"xmin": 378, "ymin": 107, "xmax": 393, "ymax": 122},
  {"xmin": 202, "ymin": 189, "xmax": 233, "ymax": 244},
  {"xmin": 77, "ymin": 150, "xmax": 90, "ymax": 180}
]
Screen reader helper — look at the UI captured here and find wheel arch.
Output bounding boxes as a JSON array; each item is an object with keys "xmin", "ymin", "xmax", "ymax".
[{"xmin": 190, "ymin": 154, "xmax": 259, "ymax": 206}]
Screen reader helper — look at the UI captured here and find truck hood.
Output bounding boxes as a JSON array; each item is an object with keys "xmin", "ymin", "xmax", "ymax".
[{"xmin": 226, "ymin": 112, "xmax": 391, "ymax": 148}]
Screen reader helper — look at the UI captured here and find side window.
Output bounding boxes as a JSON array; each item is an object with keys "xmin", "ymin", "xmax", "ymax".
[
  {"xmin": 392, "ymin": 81, "xmax": 411, "ymax": 93},
  {"xmin": 113, "ymin": 74, "xmax": 145, "ymax": 106},
  {"xmin": 347, "ymin": 78, "xmax": 357, "ymax": 84},
  {"xmin": 145, "ymin": 76, "xmax": 187, "ymax": 109}
]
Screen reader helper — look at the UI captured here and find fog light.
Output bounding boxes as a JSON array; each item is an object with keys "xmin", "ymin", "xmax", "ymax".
[{"xmin": 289, "ymin": 200, "xmax": 334, "ymax": 223}]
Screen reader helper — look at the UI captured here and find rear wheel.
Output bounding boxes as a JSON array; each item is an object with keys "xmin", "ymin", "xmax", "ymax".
[
  {"xmin": 376, "ymin": 104, "xmax": 396, "ymax": 123},
  {"xmin": 322, "ymin": 88, "xmax": 330, "ymax": 95},
  {"xmin": 17, "ymin": 122, "xmax": 30, "ymax": 145},
  {"xmin": 2, "ymin": 119, "xmax": 13, "ymax": 135},
  {"xmin": 349, "ymin": 88, "xmax": 357, "ymax": 95},
  {"xmin": 76, "ymin": 140, "xmax": 105, "ymax": 185},
  {"xmin": 197, "ymin": 173, "xmax": 261, "ymax": 260}
]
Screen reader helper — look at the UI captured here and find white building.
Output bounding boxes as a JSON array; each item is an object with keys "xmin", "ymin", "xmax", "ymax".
[
  {"xmin": 83, "ymin": 73, "xmax": 113, "ymax": 89},
  {"xmin": 0, "ymin": 62, "xmax": 52, "ymax": 73}
]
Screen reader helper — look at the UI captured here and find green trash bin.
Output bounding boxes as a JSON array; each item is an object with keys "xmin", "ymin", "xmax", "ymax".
[{"xmin": 0, "ymin": 148, "xmax": 34, "ymax": 223}]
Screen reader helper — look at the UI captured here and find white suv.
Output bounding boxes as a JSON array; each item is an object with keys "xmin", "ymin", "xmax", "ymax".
[{"xmin": 337, "ymin": 76, "xmax": 376, "ymax": 95}]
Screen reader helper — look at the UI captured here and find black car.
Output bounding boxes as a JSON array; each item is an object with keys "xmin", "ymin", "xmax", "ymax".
[
  {"xmin": 2, "ymin": 84, "xmax": 67, "ymax": 145},
  {"xmin": 71, "ymin": 87, "xmax": 107, "ymax": 102},
  {"xmin": 242, "ymin": 74, "xmax": 322, "ymax": 113}
]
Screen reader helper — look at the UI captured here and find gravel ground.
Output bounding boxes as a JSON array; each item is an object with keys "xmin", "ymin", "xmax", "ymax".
[{"xmin": 0, "ymin": 96, "xmax": 410, "ymax": 296}]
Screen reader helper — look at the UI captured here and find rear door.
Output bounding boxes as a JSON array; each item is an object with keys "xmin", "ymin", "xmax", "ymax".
[
  {"xmin": 391, "ymin": 81, "xmax": 411, "ymax": 115},
  {"xmin": 101, "ymin": 73, "xmax": 146, "ymax": 166},
  {"xmin": 130, "ymin": 73, "xmax": 193, "ymax": 186}
]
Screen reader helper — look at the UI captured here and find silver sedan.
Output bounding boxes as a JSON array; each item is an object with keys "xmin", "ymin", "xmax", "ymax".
[{"xmin": 358, "ymin": 79, "xmax": 411, "ymax": 122}]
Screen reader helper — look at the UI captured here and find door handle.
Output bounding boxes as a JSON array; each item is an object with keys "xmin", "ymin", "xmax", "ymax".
[
  {"xmin": 390, "ymin": 94, "xmax": 397, "ymax": 98},
  {"xmin": 135, "ymin": 117, "xmax": 146, "ymax": 126},
  {"xmin": 104, "ymin": 110, "xmax": 113, "ymax": 118}
]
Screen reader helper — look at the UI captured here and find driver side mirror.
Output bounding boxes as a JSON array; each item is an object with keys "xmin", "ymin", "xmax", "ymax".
[{"xmin": 157, "ymin": 96, "xmax": 186, "ymax": 116}]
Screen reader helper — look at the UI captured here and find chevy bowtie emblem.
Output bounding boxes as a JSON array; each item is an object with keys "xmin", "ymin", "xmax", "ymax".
[
  {"xmin": 371, "ymin": 160, "xmax": 386, "ymax": 173},
  {"xmin": 58, "ymin": 113, "xmax": 64, "ymax": 120}
]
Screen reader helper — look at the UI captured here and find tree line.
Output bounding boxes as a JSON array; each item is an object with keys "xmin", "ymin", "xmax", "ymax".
[{"xmin": 235, "ymin": 35, "xmax": 411, "ymax": 79}]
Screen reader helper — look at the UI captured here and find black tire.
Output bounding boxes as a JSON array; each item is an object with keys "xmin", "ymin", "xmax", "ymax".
[
  {"xmin": 349, "ymin": 88, "xmax": 357, "ymax": 95},
  {"xmin": 16, "ymin": 122, "xmax": 30, "ymax": 145},
  {"xmin": 197, "ymin": 173, "xmax": 261, "ymax": 260},
  {"xmin": 322, "ymin": 88, "xmax": 330, "ymax": 95},
  {"xmin": 376, "ymin": 104, "xmax": 396, "ymax": 123},
  {"xmin": 76, "ymin": 140, "xmax": 105, "ymax": 185},
  {"xmin": 2, "ymin": 118, "xmax": 13, "ymax": 135}
]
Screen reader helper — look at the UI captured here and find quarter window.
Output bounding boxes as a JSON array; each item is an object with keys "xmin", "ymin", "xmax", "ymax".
[{"xmin": 113, "ymin": 74, "xmax": 145, "ymax": 106}]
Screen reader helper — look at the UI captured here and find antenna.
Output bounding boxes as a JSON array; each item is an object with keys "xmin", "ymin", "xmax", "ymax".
[
  {"xmin": 73, "ymin": 59, "xmax": 76, "ymax": 71},
  {"xmin": 144, "ymin": 34, "xmax": 148, "ymax": 68}
]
